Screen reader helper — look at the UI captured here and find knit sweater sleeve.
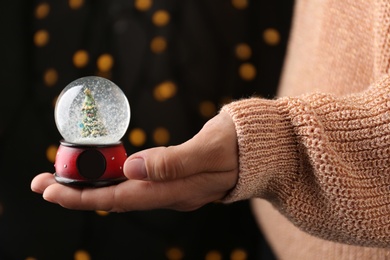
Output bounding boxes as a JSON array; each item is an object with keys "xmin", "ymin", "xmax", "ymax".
[{"xmin": 221, "ymin": 75, "xmax": 390, "ymax": 248}]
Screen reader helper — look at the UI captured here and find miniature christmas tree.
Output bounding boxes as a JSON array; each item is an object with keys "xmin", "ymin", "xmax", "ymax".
[{"xmin": 80, "ymin": 88, "xmax": 108, "ymax": 138}]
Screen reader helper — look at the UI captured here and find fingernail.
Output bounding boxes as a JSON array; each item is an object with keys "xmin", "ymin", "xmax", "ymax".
[{"xmin": 126, "ymin": 158, "xmax": 147, "ymax": 180}]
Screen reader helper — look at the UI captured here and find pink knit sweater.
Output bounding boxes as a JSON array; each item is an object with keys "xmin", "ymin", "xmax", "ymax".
[{"xmin": 222, "ymin": 0, "xmax": 390, "ymax": 258}]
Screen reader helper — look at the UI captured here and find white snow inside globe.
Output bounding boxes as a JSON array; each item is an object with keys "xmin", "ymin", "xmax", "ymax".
[{"xmin": 55, "ymin": 76, "xmax": 130, "ymax": 145}]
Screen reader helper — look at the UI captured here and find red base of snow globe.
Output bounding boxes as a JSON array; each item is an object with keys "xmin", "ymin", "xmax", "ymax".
[{"xmin": 54, "ymin": 141, "xmax": 128, "ymax": 187}]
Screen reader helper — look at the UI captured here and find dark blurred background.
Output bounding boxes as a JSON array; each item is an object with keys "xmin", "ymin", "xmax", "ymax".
[{"xmin": 0, "ymin": 0, "xmax": 293, "ymax": 259}]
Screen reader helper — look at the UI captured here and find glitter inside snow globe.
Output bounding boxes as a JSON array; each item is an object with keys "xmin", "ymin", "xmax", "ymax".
[{"xmin": 54, "ymin": 76, "xmax": 130, "ymax": 187}]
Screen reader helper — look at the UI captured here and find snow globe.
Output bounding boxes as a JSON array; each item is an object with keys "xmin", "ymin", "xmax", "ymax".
[{"xmin": 54, "ymin": 76, "xmax": 130, "ymax": 187}]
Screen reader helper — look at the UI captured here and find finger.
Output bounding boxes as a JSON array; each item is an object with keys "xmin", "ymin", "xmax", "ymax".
[
  {"xmin": 31, "ymin": 173, "xmax": 57, "ymax": 194},
  {"xmin": 42, "ymin": 172, "xmax": 233, "ymax": 212},
  {"xmin": 124, "ymin": 112, "xmax": 238, "ymax": 182},
  {"xmin": 43, "ymin": 179, "xmax": 182, "ymax": 211},
  {"xmin": 42, "ymin": 182, "xmax": 120, "ymax": 211}
]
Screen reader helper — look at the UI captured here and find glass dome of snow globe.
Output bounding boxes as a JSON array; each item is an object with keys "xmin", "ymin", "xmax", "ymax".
[{"xmin": 55, "ymin": 76, "xmax": 130, "ymax": 145}]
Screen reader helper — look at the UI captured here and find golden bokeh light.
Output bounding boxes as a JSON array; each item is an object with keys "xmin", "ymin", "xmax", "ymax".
[
  {"xmin": 205, "ymin": 250, "xmax": 222, "ymax": 260},
  {"xmin": 150, "ymin": 36, "xmax": 167, "ymax": 53},
  {"xmin": 129, "ymin": 128, "xmax": 147, "ymax": 147},
  {"xmin": 235, "ymin": 43, "xmax": 252, "ymax": 60},
  {"xmin": 166, "ymin": 247, "xmax": 184, "ymax": 260},
  {"xmin": 230, "ymin": 248, "xmax": 248, "ymax": 260},
  {"xmin": 231, "ymin": 0, "xmax": 248, "ymax": 10},
  {"xmin": 69, "ymin": 0, "xmax": 84, "ymax": 10},
  {"xmin": 97, "ymin": 54, "xmax": 114, "ymax": 72},
  {"xmin": 153, "ymin": 127, "xmax": 170, "ymax": 145},
  {"xmin": 153, "ymin": 81, "xmax": 177, "ymax": 101},
  {"xmin": 25, "ymin": 257, "xmax": 37, "ymax": 260},
  {"xmin": 238, "ymin": 62, "xmax": 257, "ymax": 81},
  {"xmin": 35, "ymin": 3, "xmax": 50, "ymax": 19},
  {"xmin": 263, "ymin": 28, "xmax": 280, "ymax": 46},
  {"xmin": 199, "ymin": 100, "xmax": 217, "ymax": 118},
  {"xmin": 134, "ymin": 0, "xmax": 153, "ymax": 11},
  {"xmin": 152, "ymin": 10, "xmax": 170, "ymax": 27},
  {"xmin": 43, "ymin": 68, "xmax": 58, "ymax": 87},
  {"xmin": 46, "ymin": 144, "xmax": 58, "ymax": 163},
  {"xmin": 34, "ymin": 30, "xmax": 49, "ymax": 47},
  {"xmin": 73, "ymin": 50, "xmax": 89, "ymax": 68},
  {"xmin": 95, "ymin": 210, "xmax": 110, "ymax": 216},
  {"xmin": 74, "ymin": 250, "xmax": 91, "ymax": 260}
]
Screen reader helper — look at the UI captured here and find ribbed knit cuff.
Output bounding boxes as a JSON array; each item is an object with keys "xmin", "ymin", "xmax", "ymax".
[{"xmin": 221, "ymin": 97, "xmax": 300, "ymax": 203}]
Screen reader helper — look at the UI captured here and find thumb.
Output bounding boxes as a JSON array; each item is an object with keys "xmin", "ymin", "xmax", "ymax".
[
  {"xmin": 123, "ymin": 112, "xmax": 238, "ymax": 182},
  {"xmin": 123, "ymin": 146, "xmax": 188, "ymax": 181}
]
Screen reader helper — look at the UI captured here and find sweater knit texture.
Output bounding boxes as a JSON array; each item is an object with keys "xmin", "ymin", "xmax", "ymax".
[{"xmin": 222, "ymin": 0, "xmax": 390, "ymax": 258}]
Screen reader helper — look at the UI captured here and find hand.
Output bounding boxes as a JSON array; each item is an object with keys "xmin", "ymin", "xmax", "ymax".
[{"xmin": 31, "ymin": 111, "xmax": 239, "ymax": 212}]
